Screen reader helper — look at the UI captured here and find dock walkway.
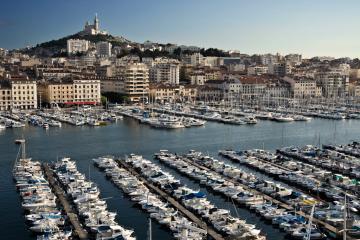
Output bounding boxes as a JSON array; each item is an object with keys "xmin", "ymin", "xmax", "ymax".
[
  {"xmin": 116, "ymin": 159, "xmax": 225, "ymax": 240},
  {"xmin": 43, "ymin": 163, "xmax": 89, "ymax": 239}
]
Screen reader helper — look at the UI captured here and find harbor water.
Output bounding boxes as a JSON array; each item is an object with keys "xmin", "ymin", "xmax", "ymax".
[{"xmin": 1, "ymin": 117, "xmax": 360, "ymax": 240}]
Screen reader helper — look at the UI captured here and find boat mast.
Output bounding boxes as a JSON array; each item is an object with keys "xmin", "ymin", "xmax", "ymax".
[
  {"xmin": 13, "ymin": 141, "xmax": 23, "ymax": 173},
  {"xmin": 305, "ymin": 204, "xmax": 316, "ymax": 240},
  {"xmin": 21, "ymin": 140, "xmax": 26, "ymax": 159},
  {"xmin": 148, "ymin": 217, "xmax": 152, "ymax": 240},
  {"xmin": 343, "ymin": 193, "xmax": 347, "ymax": 240}
]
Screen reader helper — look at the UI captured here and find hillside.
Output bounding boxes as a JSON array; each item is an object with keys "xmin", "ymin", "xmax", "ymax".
[{"xmin": 22, "ymin": 33, "xmax": 131, "ymax": 57}]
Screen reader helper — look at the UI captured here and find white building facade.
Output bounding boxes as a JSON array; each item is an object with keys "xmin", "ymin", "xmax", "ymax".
[
  {"xmin": 67, "ymin": 39, "xmax": 90, "ymax": 55},
  {"xmin": 96, "ymin": 41, "xmax": 112, "ymax": 57}
]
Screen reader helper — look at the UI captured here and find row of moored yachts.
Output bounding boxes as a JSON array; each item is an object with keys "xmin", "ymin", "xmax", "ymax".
[
  {"xmin": 278, "ymin": 145, "xmax": 360, "ymax": 180},
  {"xmin": 93, "ymin": 156, "xmax": 207, "ymax": 240},
  {"xmin": 0, "ymin": 110, "xmax": 123, "ymax": 129},
  {"xmin": 13, "ymin": 158, "xmax": 72, "ymax": 240},
  {"xmin": 226, "ymin": 149, "xmax": 360, "ymax": 200},
  {"xmin": 219, "ymin": 149, "xmax": 360, "ymax": 237},
  {"xmin": 119, "ymin": 108, "xmax": 206, "ymax": 129},
  {"xmin": 123, "ymin": 154, "xmax": 267, "ymax": 239},
  {"xmin": 52, "ymin": 158, "xmax": 136, "ymax": 240},
  {"xmin": 154, "ymin": 150, "xmax": 327, "ymax": 239}
]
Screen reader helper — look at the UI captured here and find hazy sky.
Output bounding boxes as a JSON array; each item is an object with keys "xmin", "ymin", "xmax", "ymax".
[{"xmin": 0, "ymin": 0, "xmax": 359, "ymax": 58}]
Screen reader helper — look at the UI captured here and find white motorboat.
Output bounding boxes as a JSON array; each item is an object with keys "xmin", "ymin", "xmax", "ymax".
[{"xmin": 151, "ymin": 115, "xmax": 185, "ymax": 129}]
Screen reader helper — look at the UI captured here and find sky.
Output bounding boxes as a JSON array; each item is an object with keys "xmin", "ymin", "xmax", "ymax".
[{"xmin": 0, "ymin": 0, "xmax": 359, "ymax": 58}]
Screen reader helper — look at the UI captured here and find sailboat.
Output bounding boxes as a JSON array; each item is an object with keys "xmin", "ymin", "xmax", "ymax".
[{"xmin": 339, "ymin": 193, "xmax": 359, "ymax": 239}]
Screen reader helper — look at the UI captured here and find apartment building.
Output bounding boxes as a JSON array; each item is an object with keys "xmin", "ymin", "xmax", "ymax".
[
  {"xmin": 100, "ymin": 77, "xmax": 124, "ymax": 94},
  {"xmin": 260, "ymin": 54, "xmax": 279, "ymax": 65},
  {"xmin": 0, "ymin": 77, "xmax": 37, "ymax": 110},
  {"xmin": 265, "ymin": 81, "xmax": 291, "ymax": 98},
  {"xmin": 0, "ymin": 81, "xmax": 12, "ymax": 110},
  {"xmin": 203, "ymin": 56, "xmax": 219, "ymax": 67},
  {"xmin": 149, "ymin": 58, "xmax": 180, "ymax": 85},
  {"xmin": 268, "ymin": 62, "xmax": 286, "ymax": 77},
  {"xmin": 73, "ymin": 78, "xmax": 101, "ymax": 103},
  {"xmin": 149, "ymin": 84, "xmax": 198, "ymax": 102},
  {"xmin": 12, "ymin": 78, "xmax": 37, "ymax": 109},
  {"xmin": 349, "ymin": 80, "xmax": 360, "ymax": 97},
  {"xmin": 315, "ymin": 71, "xmax": 349, "ymax": 97},
  {"xmin": 179, "ymin": 85, "xmax": 197, "ymax": 101},
  {"xmin": 96, "ymin": 41, "xmax": 112, "ymax": 57},
  {"xmin": 285, "ymin": 54, "xmax": 302, "ymax": 65},
  {"xmin": 283, "ymin": 76, "xmax": 322, "ymax": 98},
  {"xmin": 39, "ymin": 77, "xmax": 101, "ymax": 104},
  {"xmin": 190, "ymin": 73, "xmax": 206, "ymax": 85},
  {"xmin": 197, "ymin": 85, "xmax": 223, "ymax": 101},
  {"xmin": 149, "ymin": 84, "xmax": 178, "ymax": 102},
  {"xmin": 183, "ymin": 53, "xmax": 204, "ymax": 66},
  {"xmin": 124, "ymin": 63, "xmax": 149, "ymax": 102},
  {"xmin": 247, "ymin": 65, "xmax": 269, "ymax": 75},
  {"xmin": 67, "ymin": 39, "xmax": 90, "ymax": 55},
  {"xmin": 39, "ymin": 81, "xmax": 74, "ymax": 104}
]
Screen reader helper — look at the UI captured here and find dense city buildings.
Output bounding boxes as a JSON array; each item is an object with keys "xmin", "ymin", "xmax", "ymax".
[{"xmin": 0, "ymin": 14, "xmax": 359, "ymax": 109}]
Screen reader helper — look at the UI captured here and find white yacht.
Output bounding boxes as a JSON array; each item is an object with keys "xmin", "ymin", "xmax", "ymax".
[
  {"xmin": 152, "ymin": 115, "xmax": 185, "ymax": 129},
  {"xmin": 274, "ymin": 115, "xmax": 294, "ymax": 122},
  {"xmin": 243, "ymin": 116, "xmax": 258, "ymax": 124}
]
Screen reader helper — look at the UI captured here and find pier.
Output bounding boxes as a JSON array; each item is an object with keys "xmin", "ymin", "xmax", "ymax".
[
  {"xmin": 115, "ymin": 159, "xmax": 225, "ymax": 240},
  {"xmin": 43, "ymin": 163, "xmax": 89, "ymax": 239},
  {"xmin": 276, "ymin": 149, "xmax": 360, "ymax": 181},
  {"xmin": 220, "ymin": 151, "xmax": 330, "ymax": 201},
  {"xmin": 177, "ymin": 156, "xmax": 346, "ymax": 239}
]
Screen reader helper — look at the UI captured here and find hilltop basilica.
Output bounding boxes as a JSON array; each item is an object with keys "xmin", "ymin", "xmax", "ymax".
[{"xmin": 79, "ymin": 14, "xmax": 107, "ymax": 36}]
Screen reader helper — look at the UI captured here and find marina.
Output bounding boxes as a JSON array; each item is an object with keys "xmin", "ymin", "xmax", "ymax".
[
  {"xmin": 4, "ymin": 2, "xmax": 360, "ymax": 240},
  {"xmin": 218, "ymin": 150, "xmax": 360, "ymax": 204},
  {"xmin": 43, "ymin": 164, "xmax": 89, "ymax": 239},
  {"xmin": 118, "ymin": 154, "xmax": 265, "ymax": 239},
  {"xmin": 51, "ymin": 157, "xmax": 136, "ymax": 240},
  {"xmin": 93, "ymin": 156, "xmax": 209, "ymax": 240},
  {"xmin": 154, "ymin": 150, "xmax": 339, "ymax": 238},
  {"xmin": 12, "ymin": 142, "xmax": 72, "ymax": 240},
  {"xmin": 2, "ymin": 101, "xmax": 360, "ymax": 132},
  {"xmin": 2, "ymin": 114, "xmax": 360, "ymax": 240}
]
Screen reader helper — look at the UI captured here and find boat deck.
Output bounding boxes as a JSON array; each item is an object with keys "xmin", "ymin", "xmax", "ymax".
[{"xmin": 43, "ymin": 163, "xmax": 89, "ymax": 240}]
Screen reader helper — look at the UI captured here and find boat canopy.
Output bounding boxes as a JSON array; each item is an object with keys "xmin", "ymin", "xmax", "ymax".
[{"xmin": 181, "ymin": 191, "xmax": 206, "ymax": 200}]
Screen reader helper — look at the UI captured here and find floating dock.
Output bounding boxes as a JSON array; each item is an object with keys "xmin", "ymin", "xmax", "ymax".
[{"xmin": 43, "ymin": 163, "xmax": 89, "ymax": 240}]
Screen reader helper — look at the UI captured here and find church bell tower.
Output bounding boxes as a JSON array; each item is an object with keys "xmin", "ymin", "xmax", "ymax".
[{"xmin": 94, "ymin": 13, "xmax": 99, "ymax": 32}]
